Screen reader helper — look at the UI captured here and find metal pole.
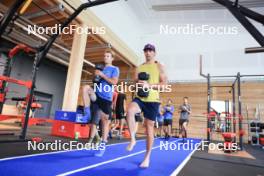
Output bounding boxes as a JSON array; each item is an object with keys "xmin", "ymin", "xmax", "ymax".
[
  {"xmin": 210, "ymin": 75, "xmax": 237, "ymax": 78},
  {"xmin": 0, "ymin": 0, "xmax": 26, "ymax": 37},
  {"xmin": 237, "ymin": 72, "xmax": 243, "ymax": 150},
  {"xmin": 245, "ymin": 47, "xmax": 264, "ymax": 54},
  {"xmin": 207, "ymin": 74, "xmax": 211, "ymax": 142},
  {"xmin": 232, "ymin": 85, "xmax": 236, "ymax": 142},
  {"xmin": 19, "ymin": 54, "xmax": 38, "ymax": 139},
  {"xmin": 0, "ymin": 53, "xmax": 16, "ymax": 113},
  {"xmin": 225, "ymin": 100, "xmax": 230, "ymax": 132}
]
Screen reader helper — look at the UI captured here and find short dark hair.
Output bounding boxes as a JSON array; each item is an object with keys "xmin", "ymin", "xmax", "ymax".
[
  {"xmin": 183, "ymin": 97, "xmax": 188, "ymax": 100},
  {"xmin": 105, "ymin": 49, "xmax": 115, "ymax": 57}
]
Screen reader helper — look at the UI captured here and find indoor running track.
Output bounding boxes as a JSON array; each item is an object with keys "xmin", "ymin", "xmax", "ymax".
[{"xmin": 0, "ymin": 138, "xmax": 201, "ymax": 176}]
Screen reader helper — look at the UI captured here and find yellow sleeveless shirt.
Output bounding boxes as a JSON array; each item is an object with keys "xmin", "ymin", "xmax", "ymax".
[{"xmin": 137, "ymin": 62, "xmax": 160, "ymax": 102}]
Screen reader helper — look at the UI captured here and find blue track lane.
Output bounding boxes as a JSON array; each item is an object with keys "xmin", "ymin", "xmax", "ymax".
[{"xmin": 0, "ymin": 138, "xmax": 201, "ymax": 176}]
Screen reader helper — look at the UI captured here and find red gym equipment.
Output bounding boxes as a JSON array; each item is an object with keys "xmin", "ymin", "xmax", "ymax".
[{"xmin": 0, "ymin": 44, "xmax": 44, "ymax": 140}]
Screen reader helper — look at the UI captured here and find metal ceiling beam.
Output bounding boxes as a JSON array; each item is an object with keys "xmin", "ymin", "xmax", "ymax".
[
  {"xmin": 23, "ymin": 3, "xmax": 65, "ymax": 19},
  {"xmin": 212, "ymin": 0, "xmax": 264, "ymax": 46},
  {"xmin": 212, "ymin": 0, "xmax": 264, "ymax": 24},
  {"xmin": 152, "ymin": 0, "xmax": 264, "ymax": 11},
  {"xmin": 245, "ymin": 46, "xmax": 264, "ymax": 53},
  {"xmin": 0, "ymin": 0, "xmax": 26, "ymax": 38}
]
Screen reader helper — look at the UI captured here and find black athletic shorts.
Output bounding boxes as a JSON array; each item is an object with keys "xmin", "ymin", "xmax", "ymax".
[
  {"xmin": 158, "ymin": 121, "xmax": 163, "ymax": 127},
  {"xmin": 155, "ymin": 121, "xmax": 163, "ymax": 128},
  {"xmin": 179, "ymin": 119, "xmax": 189, "ymax": 126},
  {"xmin": 91, "ymin": 95, "xmax": 112, "ymax": 125},
  {"xmin": 133, "ymin": 98, "xmax": 160, "ymax": 121},
  {"xmin": 116, "ymin": 111, "xmax": 125, "ymax": 120},
  {"xmin": 135, "ymin": 113, "xmax": 142, "ymax": 122},
  {"xmin": 164, "ymin": 119, "xmax": 172, "ymax": 126}
]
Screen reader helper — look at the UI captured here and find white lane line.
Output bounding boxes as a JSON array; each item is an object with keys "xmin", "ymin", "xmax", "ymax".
[
  {"xmin": 0, "ymin": 138, "xmax": 149, "ymax": 162},
  {"xmin": 57, "ymin": 139, "xmax": 181, "ymax": 176},
  {"xmin": 170, "ymin": 141, "xmax": 202, "ymax": 176}
]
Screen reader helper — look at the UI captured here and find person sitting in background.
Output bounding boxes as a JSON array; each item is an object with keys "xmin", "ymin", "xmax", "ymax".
[{"xmin": 163, "ymin": 99, "xmax": 174, "ymax": 139}]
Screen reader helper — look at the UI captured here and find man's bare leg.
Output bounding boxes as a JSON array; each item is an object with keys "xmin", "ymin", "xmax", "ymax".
[
  {"xmin": 135, "ymin": 122, "xmax": 139, "ymax": 134},
  {"xmin": 126, "ymin": 102, "xmax": 141, "ymax": 151},
  {"xmin": 140, "ymin": 118, "xmax": 154, "ymax": 168},
  {"xmin": 101, "ymin": 113, "xmax": 110, "ymax": 142},
  {"xmin": 182, "ymin": 122, "xmax": 188, "ymax": 138},
  {"xmin": 164, "ymin": 125, "xmax": 168, "ymax": 137},
  {"xmin": 82, "ymin": 85, "xmax": 96, "ymax": 106},
  {"xmin": 168, "ymin": 124, "xmax": 171, "ymax": 137},
  {"xmin": 159, "ymin": 126, "xmax": 162, "ymax": 136},
  {"xmin": 88, "ymin": 124, "xmax": 98, "ymax": 142},
  {"xmin": 119, "ymin": 119, "xmax": 124, "ymax": 138},
  {"xmin": 88, "ymin": 106, "xmax": 100, "ymax": 143},
  {"xmin": 111, "ymin": 120, "xmax": 119, "ymax": 132},
  {"xmin": 83, "ymin": 85, "xmax": 97, "ymax": 143},
  {"xmin": 179, "ymin": 124, "xmax": 183, "ymax": 138},
  {"xmin": 94, "ymin": 111, "xmax": 110, "ymax": 157}
]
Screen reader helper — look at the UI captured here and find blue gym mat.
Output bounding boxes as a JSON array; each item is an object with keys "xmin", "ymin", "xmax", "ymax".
[{"xmin": 0, "ymin": 138, "xmax": 201, "ymax": 176}]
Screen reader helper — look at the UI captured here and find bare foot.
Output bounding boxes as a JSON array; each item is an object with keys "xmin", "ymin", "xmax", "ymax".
[
  {"xmin": 126, "ymin": 140, "xmax": 136, "ymax": 151},
  {"xmin": 139, "ymin": 158, "xmax": 150, "ymax": 168}
]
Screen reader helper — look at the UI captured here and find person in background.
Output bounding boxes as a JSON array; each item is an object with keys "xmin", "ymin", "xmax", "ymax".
[
  {"xmin": 109, "ymin": 89, "xmax": 118, "ymax": 139},
  {"xmin": 163, "ymin": 99, "xmax": 174, "ymax": 139},
  {"xmin": 178, "ymin": 97, "xmax": 191, "ymax": 140},
  {"xmin": 111, "ymin": 87, "xmax": 127, "ymax": 139},
  {"xmin": 155, "ymin": 104, "xmax": 164, "ymax": 137}
]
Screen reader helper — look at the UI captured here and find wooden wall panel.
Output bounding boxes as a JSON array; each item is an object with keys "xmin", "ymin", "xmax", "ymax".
[{"xmin": 157, "ymin": 82, "xmax": 264, "ymax": 141}]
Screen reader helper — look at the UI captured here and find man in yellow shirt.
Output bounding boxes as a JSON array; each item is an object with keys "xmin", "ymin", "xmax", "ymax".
[{"xmin": 126, "ymin": 44, "xmax": 168, "ymax": 168}]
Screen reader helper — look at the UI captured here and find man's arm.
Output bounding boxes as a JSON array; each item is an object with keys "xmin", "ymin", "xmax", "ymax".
[
  {"xmin": 178, "ymin": 106, "xmax": 182, "ymax": 113},
  {"xmin": 112, "ymin": 92, "xmax": 118, "ymax": 110},
  {"xmin": 95, "ymin": 67, "xmax": 119, "ymax": 85},
  {"xmin": 187, "ymin": 105, "xmax": 192, "ymax": 114},
  {"xmin": 170, "ymin": 106, "xmax": 175, "ymax": 113},
  {"xmin": 98, "ymin": 72, "xmax": 118, "ymax": 85},
  {"xmin": 149, "ymin": 63, "xmax": 168, "ymax": 90}
]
